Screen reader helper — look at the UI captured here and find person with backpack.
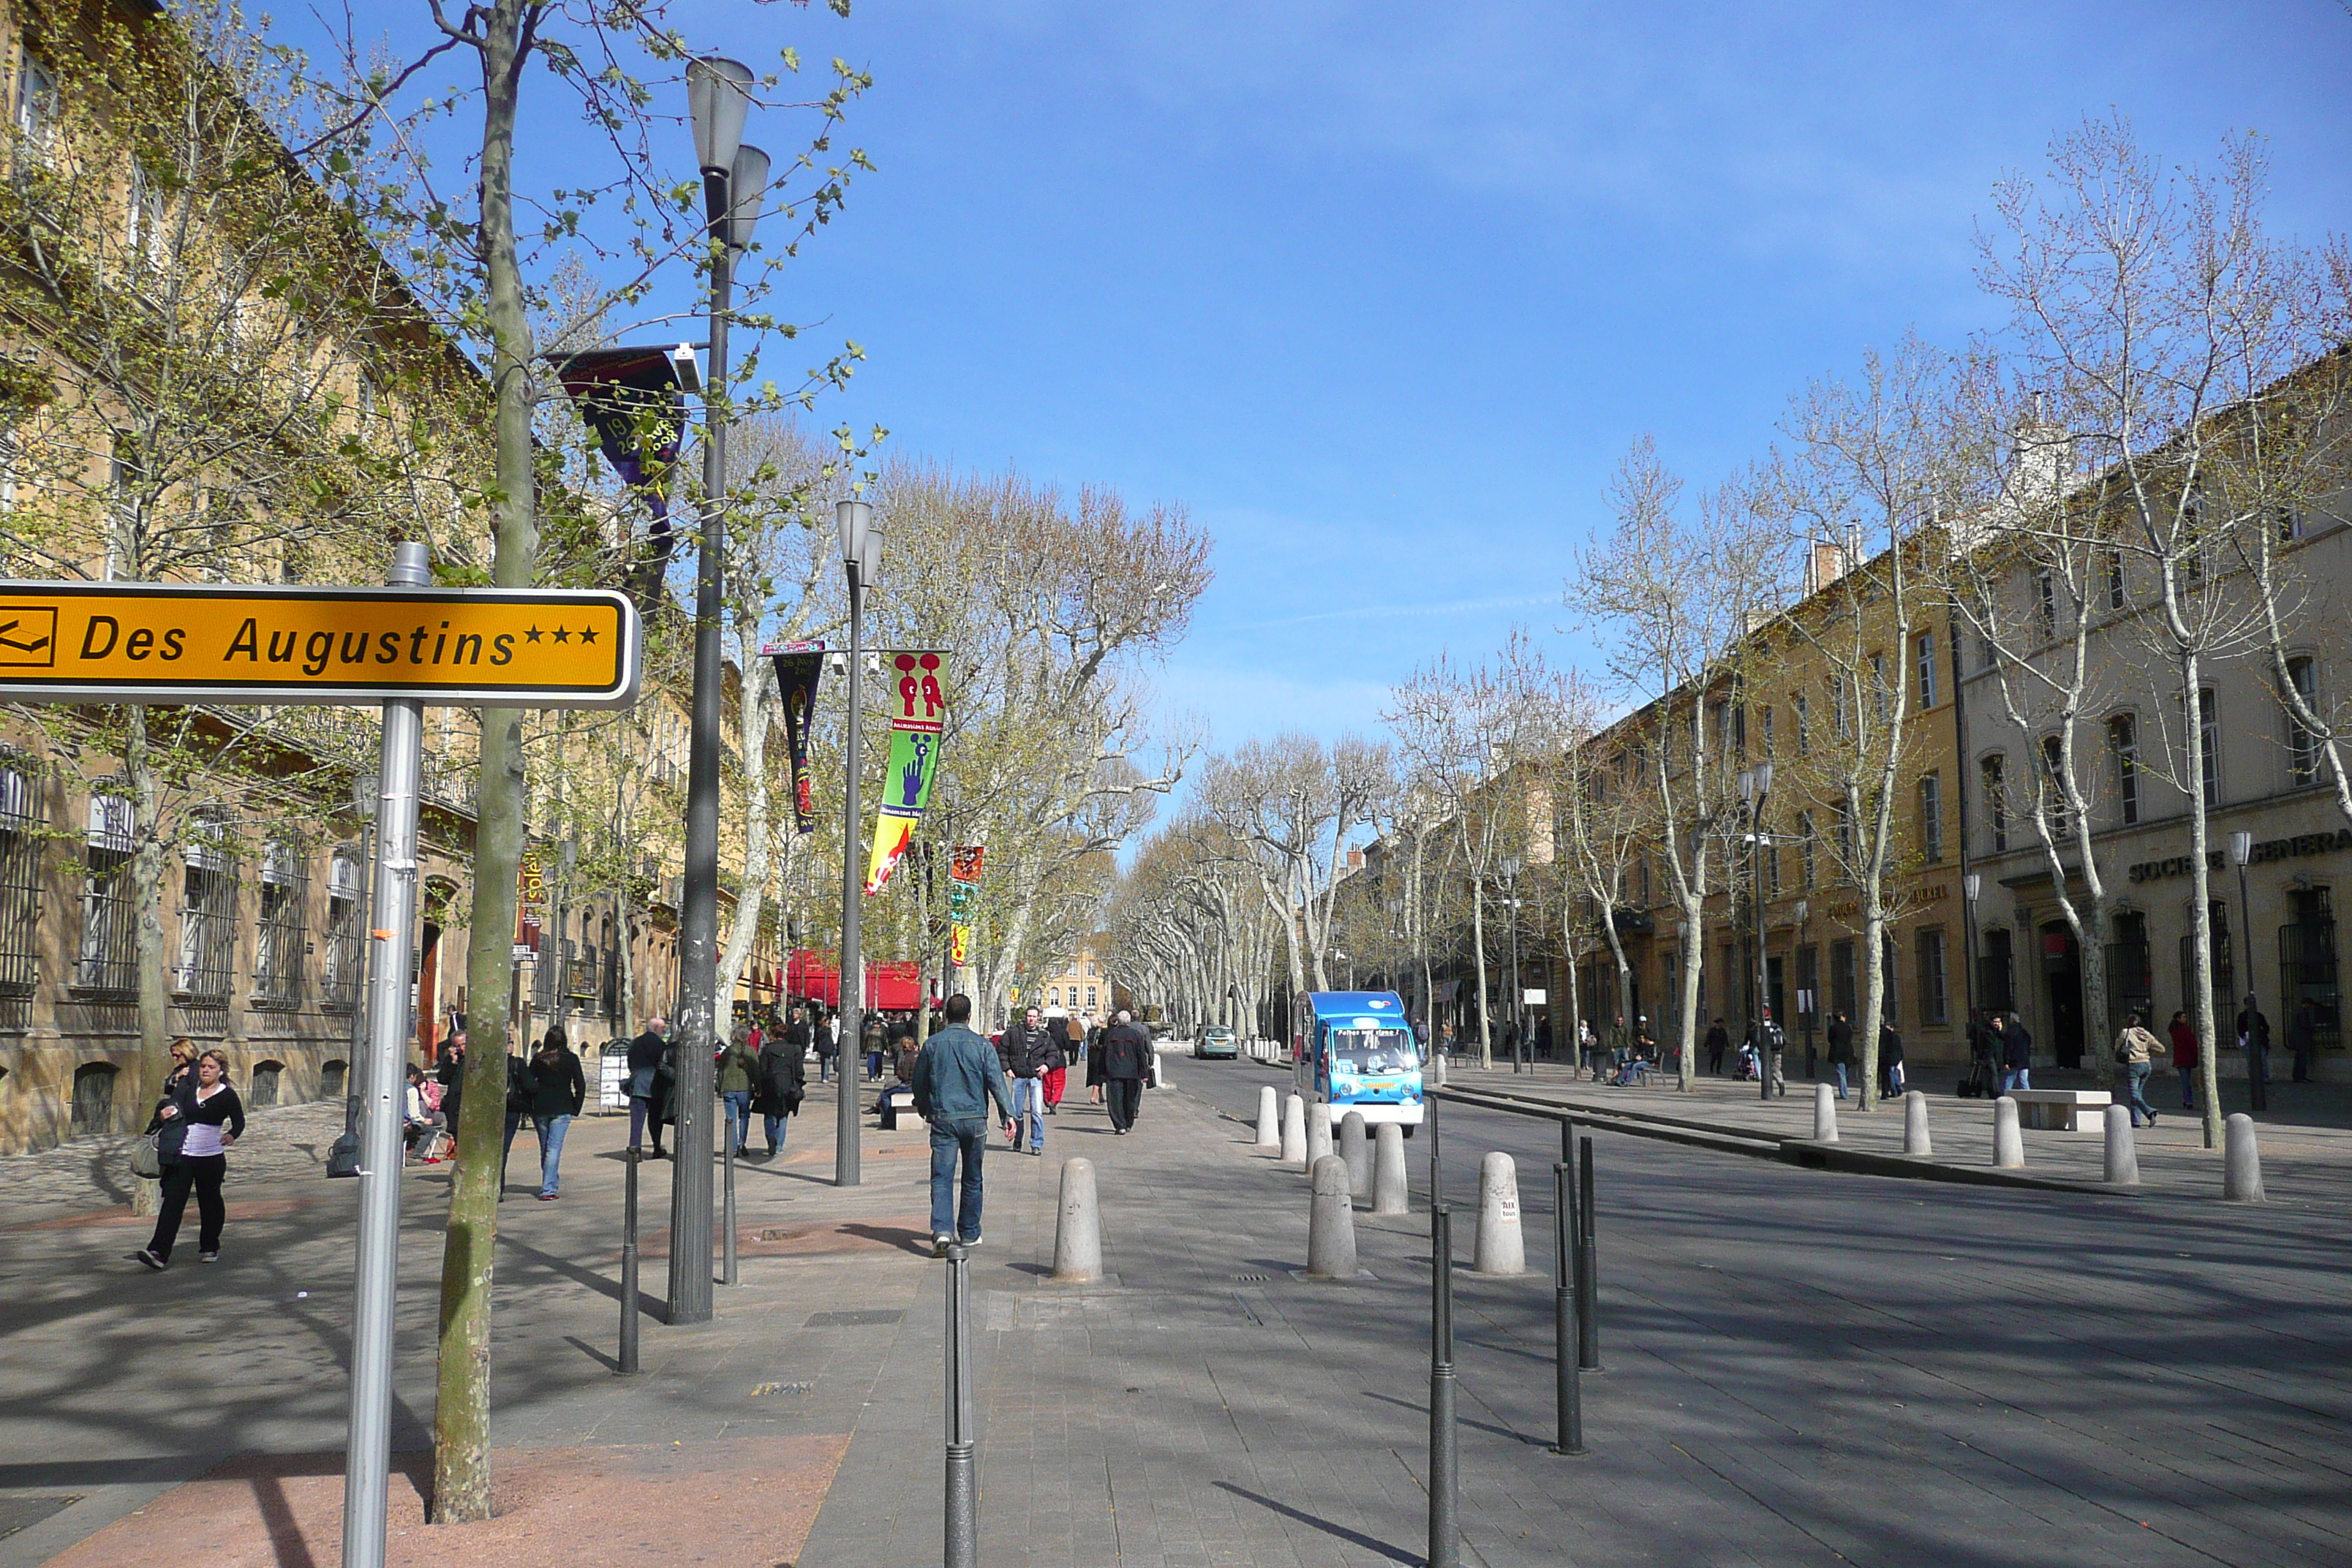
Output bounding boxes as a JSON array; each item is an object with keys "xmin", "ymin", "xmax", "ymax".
[
  {"xmin": 717, "ymin": 1022, "xmax": 760, "ymax": 1158},
  {"xmin": 2114, "ymin": 1011, "xmax": 2163, "ymax": 1127}
]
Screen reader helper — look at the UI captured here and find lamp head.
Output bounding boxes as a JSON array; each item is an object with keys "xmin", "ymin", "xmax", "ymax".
[
  {"xmin": 1737, "ymin": 767, "xmax": 1755, "ymax": 804},
  {"xmin": 721, "ymin": 144, "xmax": 769, "ymax": 250},
  {"xmin": 353, "ymin": 772, "xmax": 380, "ymax": 819},
  {"xmin": 1964, "ymin": 872, "xmax": 1981, "ymax": 902},
  {"xmin": 687, "ymin": 57, "xmax": 753, "ymax": 178},
  {"xmin": 858, "ymin": 521, "xmax": 884, "ymax": 587},
  {"xmin": 1755, "ymin": 760, "xmax": 1774, "ymax": 797},
  {"xmin": 836, "ymin": 497, "xmax": 872, "ymax": 572},
  {"xmin": 2230, "ymin": 829, "xmax": 2253, "ymax": 867}
]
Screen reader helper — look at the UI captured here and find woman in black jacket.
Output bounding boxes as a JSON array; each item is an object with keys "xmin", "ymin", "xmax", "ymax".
[
  {"xmin": 137, "ymin": 1049, "xmax": 245, "ymax": 1270},
  {"xmin": 527, "ymin": 1030, "xmax": 587, "ymax": 1199},
  {"xmin": 752, "ymin": 1025, "xmax": 807, "ymax": 1158}
]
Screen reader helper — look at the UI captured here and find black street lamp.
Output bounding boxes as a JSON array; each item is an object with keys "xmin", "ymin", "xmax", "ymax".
[
  {"xmin": 1499, "ymin": 856, "xmax": 1524, "ymax": 1074},
  {"xmin": 2231, "ymin": 829, "xmax": 2264, "ymax": 1112},
  {"xmin": 671, "ymin": 57, "xmax": 769, "ymax": 1324},
  {"xmin": 835, "ymin": 498, "xmax": 882, "ymax": 1185},
  {"xmin": 1738, "ymin": 763, "xmax": 1776, "ymax": 1100}
]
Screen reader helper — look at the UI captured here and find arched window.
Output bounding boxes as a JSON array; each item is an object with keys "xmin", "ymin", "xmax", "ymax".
[
  {"xmin": 321, "ymin": 1058, "xmax": 348, "ymax": 1098},
  {"xmin": 71, "ymin": 1060, "xmax": 118, "ymax": 1135},
  {"xmin": 249, "ymin": 1059, "xmax": 284, "ymax": 1108}
]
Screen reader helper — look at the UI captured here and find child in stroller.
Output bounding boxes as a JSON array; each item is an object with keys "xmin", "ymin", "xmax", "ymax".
[{"xmin": 1732, "ymin": 1041, "xmax": 1761, "ymax": 1082}]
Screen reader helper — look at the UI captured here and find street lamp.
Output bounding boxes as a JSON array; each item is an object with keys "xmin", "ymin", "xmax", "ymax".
[
  {"xmin": 1793, "ymin": 897, "xmax": 1812, "ymax": 1078},
  {"xmin": 669, "ymin": 57, "xmax": 768, "ymax": 1325},
  {"xmin": 1962, "ymin": 870, "xmax": 1983, "ymax": 1057},
  {"xmin": 1738, "ymin": 763, "xmax": 1776, "ymax": 1099},
  {"xmin": 2231, "ymin": 829, "xmax": 2262, "ymax": 1112},
  {"xmin": 836, "ymin": 497, "xmax": 883, "ymax": 1186}
]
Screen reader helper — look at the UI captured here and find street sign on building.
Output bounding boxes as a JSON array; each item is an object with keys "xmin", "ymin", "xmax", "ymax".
[{"xmin": 0, "ymin": 581, "xmax": 638, "ymax": 706}]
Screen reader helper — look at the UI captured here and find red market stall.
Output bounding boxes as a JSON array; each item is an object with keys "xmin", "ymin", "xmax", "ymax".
[{"xmin": 785, "ymin": 949, "xmax": 930, "ymax": 1011}]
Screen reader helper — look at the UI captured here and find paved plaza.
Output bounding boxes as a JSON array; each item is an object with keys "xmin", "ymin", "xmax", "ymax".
[{"xmin": 2, "ymin": 1052, "xmax": 2350, "ymax": 1566}]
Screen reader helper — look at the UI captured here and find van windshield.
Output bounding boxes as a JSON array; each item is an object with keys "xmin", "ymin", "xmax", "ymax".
[{"xmin": 1330, "ymin": 1028, "xmax": 1418, "ymax": 1074}]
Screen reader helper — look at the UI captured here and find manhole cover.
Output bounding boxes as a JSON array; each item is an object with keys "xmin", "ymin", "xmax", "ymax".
[
  {"xmin": 804, "ymin": 1308, "xmax": 904, "ymax": 1327},
  {"xmin": 1232, "ymin": 1273, "xmax": 1271, "ymax": 1283}
]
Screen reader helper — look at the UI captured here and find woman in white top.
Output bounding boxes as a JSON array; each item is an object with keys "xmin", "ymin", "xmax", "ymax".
[{"xmin": 137, "ymin": 1049, "xmax": 245, "ymax": 1269}]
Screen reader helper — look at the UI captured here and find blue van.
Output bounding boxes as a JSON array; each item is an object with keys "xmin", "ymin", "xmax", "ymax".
[{"xmin": 1290, "ymin": 990, "xmax": 1423, "ymax": 1131}]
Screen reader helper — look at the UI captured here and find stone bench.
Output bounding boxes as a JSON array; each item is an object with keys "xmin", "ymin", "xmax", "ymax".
[{"xmin": 2006, "ymin": 1088, "xmax": 2112, "ymax": 1131}]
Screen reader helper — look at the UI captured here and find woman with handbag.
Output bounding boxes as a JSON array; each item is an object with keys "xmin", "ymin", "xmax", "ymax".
[
  {"xmin": 753, "ymin": 1022, "xmax": 807, "ymax": 1158},
  {"xmin": 136, "ymin": 1049, "xmax": 244, "ymax": 1270}
]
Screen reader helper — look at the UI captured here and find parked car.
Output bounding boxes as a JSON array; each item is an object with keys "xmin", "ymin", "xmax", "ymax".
[{"xmin": 1196, "ymin": 1025, "xmax": 1239, "ymax": 1060}]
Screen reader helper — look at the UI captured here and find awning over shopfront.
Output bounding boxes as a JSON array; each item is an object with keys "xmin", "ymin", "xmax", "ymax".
[{"xmin": 785, "ymin": 949, "xmax": 930, "ymax": 1011}]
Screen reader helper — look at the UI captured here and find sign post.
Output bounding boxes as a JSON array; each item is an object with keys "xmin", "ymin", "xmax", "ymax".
[{"xmin": 0, "ymin": 558, "xmax": 639, "ymax": 1568}]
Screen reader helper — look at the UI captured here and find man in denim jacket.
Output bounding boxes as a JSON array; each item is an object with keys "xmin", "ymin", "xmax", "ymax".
[{"xmin": 913, "ymin": 993, "xmax": 1017, "ymax": 1255}]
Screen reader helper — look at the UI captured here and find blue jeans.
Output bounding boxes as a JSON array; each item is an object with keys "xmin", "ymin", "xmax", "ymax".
[
  {"xmin": 2178, "ymin": 1066, "xmax": 2196, "ymax": 1108},
  {"xmin": 2001, "ymin": 1068, "xmax": 2032, "ymax": 1093},
  {"xmin": 762, "ymin": 1111, "xmax": 788, "ymax": 1153},
  {"xmin": 1011, "ymin": 1077, "xmax": 1046, "ymax": 1153},
  {"xmin": 533, "ymin": 1113, "xmax": 573, "ymax": 1196},
  {"xmin": 2124, "ymin": 1062, "xmax": 2156, "ymax": 1126},
  {"xmin": 929, "ymin": 1117, "xmax": 987, "ymax": 1242},
  {"xmin": 1832, "ymin": 1063, "xmax": 1849, "ymax": 1098},
  {"xmin": 818, "ymin": 1054, "xmax": 835, "ymax": 1082},
  {"xmin": 721, "ymin": 1090, "xmax": 752, "ymax": 1154}
]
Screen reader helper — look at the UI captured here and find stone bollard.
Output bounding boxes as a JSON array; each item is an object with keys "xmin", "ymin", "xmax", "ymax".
[
  {"xmin": 2224, "ymin": 1112, "xmax": 2266, "ymax": 1202},
  {"xmin": 1306, "ymin": 1101, "xmax": 1335, "ymax": 1173},
  {"xmin": 1340, "ymin": 1112, "xmax": 1371, "ymax": 1196},
  {"xmin": 1281, "ymin": 1093, "xmax": 1307, "ymax": 1168},
  {"xmin": 1256, "ymin": 1085, "xmax": 1282, "ymax": 1153},
  {"xmin": 1051, "ymin": 1157, "xmax": 1104, "ymax": 1283},
  {"xmin": 1431, "ymin": 1052, "xmax": 1447, "ymax": 1088},
  {"xmin": 1472, "ymin": 1150, "xmax": 1526, "ymax": 1275},
  {"xmin": 1812, "ymin": 1082, "xmax": 1839, "ymax": 1142},
  {"xmin": 1994, "ymin": 1096, "xmax": 2024, "ymax": 1169},
  {"xmin": 1372, "ymin": 1123, "xmax": 1409, "ymax": 1215},
  {"xmin": 2102, "ymin": 1104, "xmax": 2141, "ymax": 1185},
  {"xmin": 1306, "ymin": 1155, "xmax": 1358, "ymax": 1278},
  {"xmin": 1903, "ymin": 1090, "xmax": 1931, "ymax": 1156}
]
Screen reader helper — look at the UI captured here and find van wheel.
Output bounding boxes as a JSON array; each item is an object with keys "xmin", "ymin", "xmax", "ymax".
[{"xmin": 1403, "ymin": 1126, "xmax": 1416, "ymax": 1139}]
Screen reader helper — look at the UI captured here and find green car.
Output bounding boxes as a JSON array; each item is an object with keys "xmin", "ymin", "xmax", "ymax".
[{"xmin": 1195, "ymin": 1026, "xmax": 1239, "ymax": 1060}]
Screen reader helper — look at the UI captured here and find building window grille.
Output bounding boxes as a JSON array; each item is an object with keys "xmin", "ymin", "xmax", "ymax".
[
  {"xmin": 71, "ymin": 1061, "xmax": 117, "ymax": 1135},
  {"xmin": 1980, "ymin": 927, "xmax": 2015, "ymax": 1014},
  {"xmin": 76, "ymin": 793, "xmax": 137, "ymax": 994},
  {"xmin": 2110, "ymin": 715, "xmax": 2138, "ymax": 825},
  {"xmin": 2280, "ymin": 888, "xmax": 2339, "ymax": 1053},
  {"xmin": 2285, "ymin": 657, "xmax": 2321, "ymax": 786},
  {"xmin": 0, "ymin": 759, "xmax": 43, "ymax": 998},
  {"xmin": 2106, "ymin": 912, "xmax": 2154, "ymax": 1028},
  {"xmin": 323, "ymin": 848, "xmax": 362, "ymax": 1012},
  {"xmin": 2180, "ymin": 901, "xmax": 2232, "ymax": 1022},
  {"xmin": 1982, "ymin": 755, "xmax": 2008, "ymax": 853},
  {"xmin": 1916, "ymin": 927, "xmax": 1949, "ymax": 1026},
  {"xmin": 177, "ymin": 810, "xmax": 239, "ymax": 1000},
  {"xmin": 2198, "ymin": 687, "xmax": 2220, "ymax": 810},
  {"xmin": 252, "ymin": 835, "xmax": 307, "ymax": 1008},
  {"xmin": 1918, "ymin": 772, "xmax": 1943, "ymax": 864},
  {"xmin": 1915, "ymin": 633, "xmax": 1937, "ymax": 709}
]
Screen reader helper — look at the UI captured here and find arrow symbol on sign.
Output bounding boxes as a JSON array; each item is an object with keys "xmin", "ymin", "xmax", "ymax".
[{"xmin": 0, "ymin": 621, "xmax": 50, "ymax": 654}]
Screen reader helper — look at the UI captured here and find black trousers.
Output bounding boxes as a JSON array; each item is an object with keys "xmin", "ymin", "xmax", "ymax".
[
  {"xmin": 1106, "ymin": 1077, "xmax": 1143, "ymax": 1131},
  {"xmin": 149, "ymin": 1153, "xmax": 226, "ymax": 1260}
]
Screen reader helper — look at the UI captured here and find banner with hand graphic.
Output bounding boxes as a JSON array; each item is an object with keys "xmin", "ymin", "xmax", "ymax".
[{"xmin": 863, "ymin": 651, "xmax": 946, "ymax": 895}]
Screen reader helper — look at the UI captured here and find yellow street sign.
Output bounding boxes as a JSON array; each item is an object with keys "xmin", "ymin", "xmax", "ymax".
[{"xmin": 0, "ymin": 581, "xmax": 638, "ymax": 706}]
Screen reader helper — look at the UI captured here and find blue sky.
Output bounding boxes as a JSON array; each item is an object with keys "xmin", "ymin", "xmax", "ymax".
[{"xmin": 342, "ymin": 1, "xmax": 2352, "ymax": 775}]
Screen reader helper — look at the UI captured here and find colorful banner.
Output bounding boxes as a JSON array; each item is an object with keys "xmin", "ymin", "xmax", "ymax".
[
  {"xmin": 946, "ymin": 843, "xmax": 981, "ymax": 970},
  {"xmin": 550, "ymin": 344, "xmax": 696, "ymax": 603},
  {"xmin": 950, "ymin": 924, "xmax": 969, "ymax": 968},
  {"xmin": 863, "ymin": 652, "xmax": 948, "ymax": 895},
  {"xmin": 765, "ymin": 641, "xmax": 826, "ymax": 834}
]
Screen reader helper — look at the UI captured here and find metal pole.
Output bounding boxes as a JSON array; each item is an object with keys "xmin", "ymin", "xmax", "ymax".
[
  {"xmin": 1552, "ymin": 1158, "xmax": 1585, "ymax": 1455},
  {"xmin": 1755, "ymin": 796, "xmax": 1773, "ymax": 1101},
  {"xmin": 836, "ymin": 573, "xmax": 865, "ymax": 1187},
  {"xmin": 721, "ymin": 1099, "xmax": 738, "ymax": 1286},
  {"xmin": 1578, "ymin": 1134, "xmax": 1599, "ymax": 1371},
  {"xmin": 619, "ymin": 1147, "xmax": 642, "ymax": 1373},
  {"xmin": 668, "ymin": 227, "xmax": 734, "ymax": 1327},
  {"xmin": 1428, "ymin": 1203, "xmax": 1458, "ymax": 1568},
  {"xmin": 944, "ymin": 1243, "xmax": 977, "ymax": 1568},
  {"xmin": 2239, "ymin": 862, "xmax": 2264, "ymax": 1113},
  {"xmin": 339, "ymin": 543, "xmax": 429, "ymax": 1568},
  {"xmin": 1510, "ymin": 892, "xmax": 1523, "ymax": 1075},
  {"xmin": 1427, "ymin": 1092, "xmax": 1442, "ymax": 1209},
  {"xmin": 328, "ymin": 812, "xmax": 377, "ymax": 1170}
]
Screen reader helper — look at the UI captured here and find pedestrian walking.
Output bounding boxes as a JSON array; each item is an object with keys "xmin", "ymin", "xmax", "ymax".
[
  {"xmin": 2114, "ymin": 1011, "xmax": 2163, "ymax": 1127},
  {"xmin": 1757, "ymin": 1009, "xmax": 1787, "ymax": 1096},
  {"xmin": 627, "ymin": 1017, "xmax": 669, "ymax": 1158},
  {"xmin": 527, "ymin": 1029, "xmax": 586, "ymax": 1199},
  {"xmin": 2168, "ymin": 1010, "xmax": 2198, "ymax": 1109},
  {"xmin": 912, "ymin": 993, "xmax": 1016, "ymax": 1255},
  {"xmin": 1535, "ymin": 1017, "xmax": 1553, "ymax": 1060},
  {"xmin": 437, "ymin": 1033, "xmax": 467, "ymax": 1154},
  {"xmin": 2237, "ymin": 994, "xmax": 2272, "ymax": 1096},
  {"xmin": 2001, "ymin": 1013, "xmax": 2034, "ymax": 1093},
  {"xmin": 497, "ymin": 1038, "xmax": 536, "ymax": 1198},
  {"xmin": 753, "ymin": 1020, "xmax": 807, "ymax": 1158},
  {"xmin": 1826, "ymin": 1011, "xmax": 1853, "ymax": 1099},
  {"xmin": 1704, "ymin": 1017, "xmax": 1730, "ymax": 1075},
  {"xmin": 814, "ymin": 1006, "xmax": 839, "ymax": 1082},
  {"xmin": 136, "ymin": 1049, "xmax": 244, "ymax": 1269},
  {"xmin": 717, "ymin": 1023, "xmax": 759, "ymax": 1158},
  {"xmin": 1003, "ymin": 1006, "xmax": 1056, "ymax": 1155},
  {"xmin": 161, "ymin": 1036, "xmax": 197, "ymax": 1101},
  {"xmin": 1101, "ymin": 1009, "xmax": 1153, "ymax": 1134},
  {"xmin": 1578, "ymin": 1017, "xmax": 1597, "ymax": 1077},
  {"xmin": 1044, "ymin": 1018, "xmax": 1077, "ymax": 1112},
  {"xmin": 1085, "ymin": 1021, "xmax": 1108, "ymax": 1104},
  {"xmin": 2289, "ymin": 999, "xmax": 2318, "ymax": 1084},
  {"xmin": 1878, "ymin": 1021, "xmax": 1905, "ymax": 1098},
  {"xmin": 862, "ymin": 1011, "xmax": 886, "ymax": 1081}
]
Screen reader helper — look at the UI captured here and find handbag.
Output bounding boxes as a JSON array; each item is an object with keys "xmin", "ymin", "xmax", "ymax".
[{"xmin": 129, "ymin": 1131, "xmax": 162, "ymax": 1180}]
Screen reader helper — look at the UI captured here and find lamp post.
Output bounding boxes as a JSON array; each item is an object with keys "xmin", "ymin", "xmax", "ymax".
[
  {"xmin": 1499, "ymin": 856, "xmax": 1523, "ymax": 1073},
  {"xmin": 2231, "ymin": 829, "xmax": 2262, "ymax": 1112},
  {"xmin": 1963, "ymin": 871, "xmax": 1983, "ymax": 1062},
  {"xmin": 1738, "ymin": 764, "xmax": 1774, "ymax": 1100},
  {"xmin": 836, "ymin": 497, "xmax": 882, "ymax": 1185},
  {"xmin": 1793, "ymin": 898, "xmax": 1812, "ymax": 1078},
  {"xmin": 668, "ymin": 57, "xmax": 769, "ymax": 1324}
]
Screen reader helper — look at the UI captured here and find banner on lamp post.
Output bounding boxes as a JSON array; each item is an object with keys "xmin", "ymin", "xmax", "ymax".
[
  {"xmin": 764, "ymin": 641, "xmax": 826, "ymax": 834},
  {"xmin": 863, "ymin": 652, "xmax": 946, "ymax": 896}
]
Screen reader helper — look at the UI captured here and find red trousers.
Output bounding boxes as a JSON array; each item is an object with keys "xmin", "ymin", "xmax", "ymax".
[{"xmin": 1043, "ymin": 1065, "xmax": 1068, "ymax": 1106}]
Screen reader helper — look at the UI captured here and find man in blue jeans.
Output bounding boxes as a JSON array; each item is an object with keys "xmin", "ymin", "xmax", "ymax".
[{"xmin": 913, "ymin": 993, "xmax": 1016, "ymax": 1256}]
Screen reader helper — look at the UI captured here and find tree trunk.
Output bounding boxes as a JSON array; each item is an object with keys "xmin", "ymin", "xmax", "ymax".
[
  {"xmin": 1470, "ymin": 874, "xmax": 1491, "ymax": 1070},
  {"xmin": 125, "ymin": 704, "xmax": 170, "ymax": 1215},
  {"xmin": 1675, "ymin": 902, "xmax": 1702, "ymax": 1090},
  {"xmin": 2182, "ymin": 647, "xmax": 2224, "ymax": 1150},
  {"xmin": 434, "ymin": 0, "xmax": 536, "ymax": 1523},
  {"xmin": 1858, "ymin": 911, "xmax": 1882, "ymax": 1113},
  {"xmin": 717, "ymin": 658, "xmax": 777, "ymax": 1018}
]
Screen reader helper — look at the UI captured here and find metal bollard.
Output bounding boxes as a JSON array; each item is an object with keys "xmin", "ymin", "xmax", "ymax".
[
  {"xmin": 1428, "ymin": 1203, "xmax": 1458, "ymax": 1568},
  {"xmin": 1553, "ymin": 1157, "xmax": 1586, "ymax": 1455},
  {"xmin": 619, "ymin": 1147, "xmax": 642, "ymax": 1376},
  {"xmin": 945, "ymin": 1243, "xmax": 977, "ymax": 1568},
  {"xmin": 722, "ymin": 1107, "xmax": 739, "ymax": 1287},
  {"xmin": 1578, "ymin": 1134, "xmax": 1599, "ymax": 1371},
  {"xmin": 1428, "ymin": 1096, "xmax": 1444, "ymax": 1210}
]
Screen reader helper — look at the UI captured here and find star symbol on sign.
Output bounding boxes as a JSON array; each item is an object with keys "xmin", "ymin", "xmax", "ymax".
[
  {"xmin": 552, "ymin": 625, "xmax": 571, "ymax": 644},
  {"xmin": 524, "ymin": 625, "xmax": 542, "ymax": 644},
  {"xmin": 578, "ymin": 625, "xmax": 598, "ymax": 645}
]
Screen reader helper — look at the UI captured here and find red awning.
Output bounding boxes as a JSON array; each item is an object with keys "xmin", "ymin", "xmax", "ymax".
[{"xmin": 785, "ymin": 949, "xmax": 929, "ymax": 1011}]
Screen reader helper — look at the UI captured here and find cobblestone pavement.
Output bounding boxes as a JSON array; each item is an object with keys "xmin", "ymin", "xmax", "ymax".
[
  {"xmin": 0, "ymin": 1101, "xmax": 350, "ymax": 1222},
  {"xmin": 7, "ymin": 1052, "xmax": 2352, "ymax": 1567}
]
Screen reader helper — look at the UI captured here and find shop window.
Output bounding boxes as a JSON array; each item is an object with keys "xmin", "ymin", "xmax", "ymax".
[
  {"xmin": 2179, "ymin": 900, "xmax": 2232, "ymax": 1020},
  {"xmin": 1795, "ymin": 944, "xmax": 1819, "ymax": 1026},
  {"xmin": 71, "ymin": 1061, "xmax": 117, "ymax": 1135}
]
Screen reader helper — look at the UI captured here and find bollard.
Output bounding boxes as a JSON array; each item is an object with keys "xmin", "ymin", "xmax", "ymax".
[
  {"xmin": 721, "ymin": 1107, "xmax": 739, "ymax": 1287},
  {"xmin": 1428, "ymin": 1204, "xmax": 1458, "ymax": 1568},
  {"xmin": 1552, "ymin": 1158, "xmax": 1585, "ymax": 1455},
  {"xmin": 1472, "ymin": 1150, "xmax": 1525, "ymax": 1275},
  {"xmin": 1812, "ymin": 1082, "xmax": 1839, "ymax": 1142},
  {"xmin": 1903, "ymin": 1090, "xmax": 1931, "ymax": 1156},
  {"xmin": 1433, "ymin": 1051, "xmax": 1448, "ymax": 1088},
  {"xmin": 1428, "ymin": 1096, "xmax": 1444, "ymax": 1208},
  {"xmin": 2224, "ymin": 1112, "xmax": 2266, "ymax": 1202},
  {"xmin": 618, "ymin": 1146, "xmax": 642, "ymax": 1376},
  {"xmin": 1305, "ymin": 1100, "xmax": 1335, "ymax": 1173},
  {"xmin": 1340, "ymin": 1111, "xmax": 1371, "ymax": 1196},
  {"xmin": 1307, "ymin": 1155, "xmax": 1359, "ymax": 1278},
  {"xmin": 943, "ymin": 1243, "xmax": 977, "ymax": 1568},
  {"xmin": 1372, "ymin": 1123, "xmax": 1409, "ymax": 1215},
  {"xmin": 1255, "ymin": 1085, "xmax": 1281, "ymax": 1152},
  {"xmin": 2103, "ymin": 1104, "xmax": 2141, "ymax": 1186},
  {"xmin": 1577, "ymin": 1135, "xmax": 1599, "ymax": 1371},
  {"xmin": 1994, "ymin": 1095, "xmax": 2024, "ymax": 1168},
  {"xmin": 1281, "ymin": 1093, "xmax": 1308, "ymax": 1168},
  {"xmin": 1051, "ymin": 1157, "xmax": 1104, "ymax": 1283}
]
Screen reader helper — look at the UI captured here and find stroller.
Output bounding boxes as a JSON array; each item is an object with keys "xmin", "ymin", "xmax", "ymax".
[{"xmin": 1731, "ymin": 1041, "xmax": 1761, "ymax": 1082}]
